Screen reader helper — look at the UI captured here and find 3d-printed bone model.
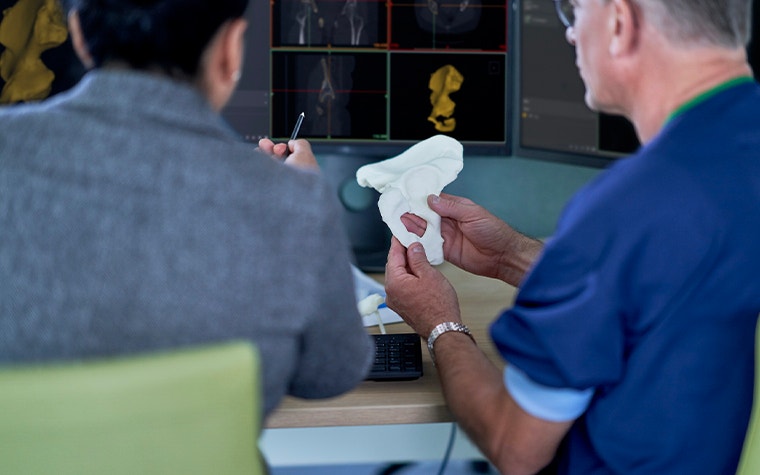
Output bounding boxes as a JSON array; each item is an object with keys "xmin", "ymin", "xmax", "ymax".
[{"xmin": 355, "ymin": 135, "xmax": 463, "ymax": 265}]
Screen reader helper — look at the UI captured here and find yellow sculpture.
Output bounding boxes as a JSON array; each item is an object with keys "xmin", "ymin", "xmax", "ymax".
[
  {"xmin": 427, "ymin": 64, "xmax": 463, "ymax": 133},
  {"xmin": 0, "ymin": 0, "xmax": 68, "ymax": 104}
]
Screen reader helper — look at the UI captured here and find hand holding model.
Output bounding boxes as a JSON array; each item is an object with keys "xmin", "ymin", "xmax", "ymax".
[
  {"xmin": 384, "ymin": 238, "xmax": 460, "ymax": 339},
  {"xmin": 398, "ymin": 193, "xmax": 542, "ymax": 286}
]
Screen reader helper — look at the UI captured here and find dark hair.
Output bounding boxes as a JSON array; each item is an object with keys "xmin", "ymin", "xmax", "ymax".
[{"xmin": 63, "ymin": 0, "xmax": 248, "ymax": 79}]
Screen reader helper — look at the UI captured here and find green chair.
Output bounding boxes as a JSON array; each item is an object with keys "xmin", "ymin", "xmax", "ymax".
[
  {"xmin": 0, "ymin": 341, "xmax": 263, "ymax": 475},
  {"xmin": 737, "ymin": 320, "xmax": 760, "ymax": 475}
]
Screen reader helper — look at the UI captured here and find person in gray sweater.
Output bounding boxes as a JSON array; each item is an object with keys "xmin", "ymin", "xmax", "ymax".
[{"xmin": 0, "ymin": 0, "xmax": 374, "ymax": 417}]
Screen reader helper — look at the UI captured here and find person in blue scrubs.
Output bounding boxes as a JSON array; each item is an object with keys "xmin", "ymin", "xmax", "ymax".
[{"xmin": 384, "ymin": 0, "xmax": 760, "ymax": 473}]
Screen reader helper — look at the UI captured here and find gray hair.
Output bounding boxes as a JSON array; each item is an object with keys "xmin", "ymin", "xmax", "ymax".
[{"xmin": 638, "ymin": 0, "xmax": 753, "ymax": 48}]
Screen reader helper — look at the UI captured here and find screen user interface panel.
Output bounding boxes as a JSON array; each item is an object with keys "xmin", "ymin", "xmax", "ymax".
[
  {"xmin": 224, "ymin": 0, "xmax": 511, "ymax": 155},
  {"xmin": 515, "ymin": 0, "xmax": 639, "ymax": 164}
]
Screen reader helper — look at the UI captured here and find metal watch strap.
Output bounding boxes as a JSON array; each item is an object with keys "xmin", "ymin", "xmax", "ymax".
[{"xmin": 427, "ymin": 322, "xmax": 475, "ymax": 365}]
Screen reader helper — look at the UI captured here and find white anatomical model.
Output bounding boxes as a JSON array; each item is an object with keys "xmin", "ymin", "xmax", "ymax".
[{"xmin": 356, "ymin": 135, "xmax": 463, "ymax": 265}]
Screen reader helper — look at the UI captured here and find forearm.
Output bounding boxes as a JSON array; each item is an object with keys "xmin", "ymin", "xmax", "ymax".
[
  {"xmin": 498, "ymin": 233, "xmax": 544, "ymax": 287},
  {"xmin": 433, "ymin": 331, "xmax": 569, "ymax": 474}
]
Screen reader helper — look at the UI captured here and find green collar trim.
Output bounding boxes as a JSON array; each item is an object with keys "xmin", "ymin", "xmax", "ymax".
[{"xmin": 666, "ymin": 76, "xmax": 755, "ymax": 124}]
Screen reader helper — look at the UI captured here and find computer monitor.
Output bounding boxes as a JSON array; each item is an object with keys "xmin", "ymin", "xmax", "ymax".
[
  {"xmin": 223, "ymin": 0, "xmax": 512, "ymax": 270},
  {"xmin": 749, "ymin": 0, "xmax": 760, "ymax": 77},
  {"xmin": 512, "ymin": 0, "xmax": 760, "ymax": 169},
  {"xmin": 511, "ymin": 0, "xmax": 638, "ymax": 168}
]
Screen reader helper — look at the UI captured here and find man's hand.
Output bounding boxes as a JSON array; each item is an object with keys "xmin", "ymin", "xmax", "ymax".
[
  {"xmin": 402, "ymin": 193, "xmax": 542, "ymax": 286},
  {"xmin": 384, "ymin": 238, "xmax": 461, "ymax": 338}
]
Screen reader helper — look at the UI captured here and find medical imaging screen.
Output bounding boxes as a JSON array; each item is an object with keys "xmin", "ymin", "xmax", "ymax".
[
  {"xmin": 389, "ymin": 52, "xmax": 506, "ymax": 141},
  {"xmin": 224, "ymin": 0, "xmax": 510, "ymax": 154},
  {"xmin": 515, "ymin": 0, "xmax": 639, "ymax": 162}
]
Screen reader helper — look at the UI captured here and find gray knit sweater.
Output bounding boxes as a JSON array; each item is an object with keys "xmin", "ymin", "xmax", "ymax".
[{"xmin": 0, "ymin": 70, "xmax": 374, "ymax": 415}]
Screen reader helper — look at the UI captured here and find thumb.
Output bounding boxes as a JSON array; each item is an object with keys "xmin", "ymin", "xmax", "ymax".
[
  {"xmin": 406, "ymin": 242, "xmax": 432, "ymax": 275},
  {"xmin": 428, "ymin": 193, "xmax": 470, "ymax": 220}
]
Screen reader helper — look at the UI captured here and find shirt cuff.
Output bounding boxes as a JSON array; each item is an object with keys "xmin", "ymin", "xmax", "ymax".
[{"xmin": 504, "ymin": 364, "xmax": 593, "ymax": 422}]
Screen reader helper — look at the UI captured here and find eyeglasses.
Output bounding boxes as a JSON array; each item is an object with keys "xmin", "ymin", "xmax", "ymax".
[{"xmin": 553, "ymin": 0, "xmax": 575, "ymax": 28}]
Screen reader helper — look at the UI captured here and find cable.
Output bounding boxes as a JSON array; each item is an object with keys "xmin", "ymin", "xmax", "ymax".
[{"xmin": 436, "ymin": 422, "xmax": 457, "ymax": 475}]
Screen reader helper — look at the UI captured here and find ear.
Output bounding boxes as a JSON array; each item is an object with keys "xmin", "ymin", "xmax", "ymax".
[
  {"xmin": 218, "ymin": 18, "xmax": 248, "ymax": 86},
  {"xmin": 68, "ymin": 10, "xmax": 95, "ymax": 69},
  {"xmin": 609, "ymin": 0, "xmax": 639, "ymax": 57},
  {"xmin": 199, "ymin": 18, "xmax": 248, "ymax": 111}
]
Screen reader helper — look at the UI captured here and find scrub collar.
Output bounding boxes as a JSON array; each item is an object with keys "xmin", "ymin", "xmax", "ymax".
[{"xmin": 666, "ymin": 76, "xmax": 755, "ymax": 124}]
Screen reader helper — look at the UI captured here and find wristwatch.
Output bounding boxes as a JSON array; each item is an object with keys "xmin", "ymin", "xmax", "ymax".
[{"xmin": 427, "ymin": 322, "xmax": 475, "ymax": 365}]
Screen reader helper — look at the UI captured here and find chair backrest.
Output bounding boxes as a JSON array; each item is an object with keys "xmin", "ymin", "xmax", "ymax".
[
  {"xmin": 0, "ymin": 341, "xmax": 263, "ymax": 475},
  {"xmin": 737, "ymin": 320, "xmax": 760, "ymax": 475}
]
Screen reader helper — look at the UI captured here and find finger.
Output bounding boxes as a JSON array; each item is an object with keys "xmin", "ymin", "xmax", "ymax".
[
  {"xmin": 284, "ymin": 139, "xmax": 319, "ymax": 170},
  {"xmin": 385, "ymin": 237, "xmax": 408, "ymax": 277},
  {"xmin": 289, "ymin": 138, "xmax": 313, "ymax": 156},
  {"xmin": 273, "ymin": 142, "xmax": 289, "ymax": 157},
  {"xmin": 257, "ymin": 138, "xmax": 275, "ymax": 155},
  {"xmin": 428, "ymin": 193, "xmax": 476, "ymax": 221},
  {"xmin": 400, "ymin": 213, "xmax": 427, "ymax": 237},
  {"xmin": 385, "ymin": 238, "xmax": 420, "ymax": 315},
  {"xmin": 439, "ymin": 192, "xmax": 473, "ymax": 205},
  {"xmin": 405, "ymin": 242, "xmax": 431, "ymax": 277}
]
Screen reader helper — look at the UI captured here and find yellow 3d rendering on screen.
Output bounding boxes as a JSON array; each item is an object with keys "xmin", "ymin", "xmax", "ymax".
[
  {"xmin": 0, "ymin": 0, "xmax": 67, "ymax": 104},
  {"xmin": 427, "ymin": 64, "xmax": 463, "ymax": 133}
]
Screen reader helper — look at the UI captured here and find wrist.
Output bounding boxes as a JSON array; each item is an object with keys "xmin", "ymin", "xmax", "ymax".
[
  {"xmin": 427, "ymin": 322, "xmax": 475, "ymax": 365},
  {"xmin": 499, "ymin": 237, "xmax": 543, "ymax": 285}
]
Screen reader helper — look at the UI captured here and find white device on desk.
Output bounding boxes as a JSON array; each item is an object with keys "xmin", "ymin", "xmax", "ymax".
[
  {"xmin": 352, "ymin": 265, "xmax": 403, "ymax": 328},
  {"xmin": 352, "ymin": 265, "xmax": 424, "ymax": 381}
]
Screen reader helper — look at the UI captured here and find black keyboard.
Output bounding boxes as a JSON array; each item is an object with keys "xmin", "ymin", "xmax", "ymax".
[{"xmin": 367, "ymin": 333, "xmax": 423, "ymax": 381}]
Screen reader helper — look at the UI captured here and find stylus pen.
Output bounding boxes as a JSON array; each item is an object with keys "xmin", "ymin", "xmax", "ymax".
[{"xmin": 290, "ymin": 112, "xmax": 305, "ymax": 140}]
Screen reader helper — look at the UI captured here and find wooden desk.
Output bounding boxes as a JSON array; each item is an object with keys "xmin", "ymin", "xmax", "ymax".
[{"xmin": 265, "ymin": 263, "xmax": 517, "ymax": 429}]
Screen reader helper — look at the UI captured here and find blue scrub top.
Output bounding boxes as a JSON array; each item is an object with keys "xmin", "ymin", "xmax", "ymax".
[{"xmin": 491, "ymin": 80, "xmax": 760, "ymax": 474}]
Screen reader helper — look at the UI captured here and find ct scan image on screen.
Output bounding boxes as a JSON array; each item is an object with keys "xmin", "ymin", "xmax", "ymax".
[{"xmin": 225, "ymin": 0, "xmax": 511, "ymax": 156}]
